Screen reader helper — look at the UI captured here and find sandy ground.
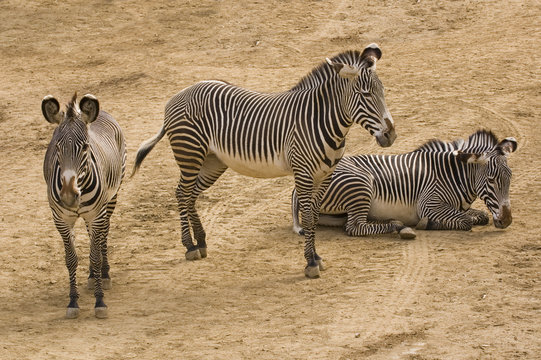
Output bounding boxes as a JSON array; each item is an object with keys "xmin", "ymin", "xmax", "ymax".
[{"xmin": 1, "ymin": 0, "xmax": 540, "ymax": 359}]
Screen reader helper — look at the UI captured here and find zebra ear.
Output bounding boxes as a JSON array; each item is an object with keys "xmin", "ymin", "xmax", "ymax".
[
  {"xmin": 360, "ymin": 43, "xmax": 382, "ymax": 70},
  {"xmin": 326, "ymin": 58, "xmax": 359, "ymax": 79},
  {"xmin": 454, "ymin": 150, "xmax": 489, "ymax": 165},
  {"xmin": 42, "ymin": 95, "xmax": 63, "ymax": 124},
  {"xmin": 79, "ymin": 94, "xmax": 100, "ymax": 124},
  {"xmin": 497, "ymin": 137, "xmax": 517, "ymax": 156}
]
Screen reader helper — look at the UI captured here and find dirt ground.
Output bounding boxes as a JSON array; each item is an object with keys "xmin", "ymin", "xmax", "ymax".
[{"xmin": 1, "ymin": 0, "xmax": 540, "ymax": 359}]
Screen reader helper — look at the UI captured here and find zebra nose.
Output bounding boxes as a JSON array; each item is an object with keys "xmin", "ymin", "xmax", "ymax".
[
  {"xmin": 376, "ymin": 125, "xmax": 396, "ymax": 148},
  {"xmin": 494, "ymin": 205, "xmax": 512, "ymax": 229},
  {"xmin": 60, "ymin": 176, "xmax": 81, "ymax": 208}
]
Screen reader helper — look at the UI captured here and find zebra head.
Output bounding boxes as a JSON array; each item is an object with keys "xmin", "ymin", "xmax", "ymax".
[
  {"xmin": 456, "ymin": 136, "xmax": 517, "ymax": 229},
  {"xmin": 326, "ymin": 44, "xmax": 396, "ymax": 148},
  {"xmin": 42, "ymin": 93, "xmax": 100, "ymax": 210}
]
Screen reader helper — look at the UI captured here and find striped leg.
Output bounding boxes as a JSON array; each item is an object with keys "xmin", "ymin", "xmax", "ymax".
[
  {"xmin": 53, "ymin": 214, "xmax": 79, "ymax": 319},
  {"xmin": 466, "ymin": 208, "xmax": 490, "ymax": 226},
  {"xmin": 343, "ymin": 191, "xmax": 409, "ymax": 237},
  {"xmin": 176, "ymin": 177, "xmax": 200, "ymax": 260},
  {"xmin": 172, "ymin": 139, "xmax": 210, "ymax": 260},
  {"xmin": 416, "ymin": 201, "xmax": 473, "ymax": 231},
  {"xmin": 330, "ymin": 173, "xmax": 415, "ymax": 239},
  {"xmin": 88, "ymin": 194, "xmax": 117, "ymax": 291},
  {"xmin": 188, "ymin": 154, "xmax": 228, "ymax": 258},
  {"xmin": 294, "ymin": 178, "xmax": 320, "ymax": 278},
  {"xmin": 86, "ymin": 209, "xmax": 109, "ymax": 318},
  {"xmin": 310, "ymin": 175, "xmax": 334, "ymax": 271}
]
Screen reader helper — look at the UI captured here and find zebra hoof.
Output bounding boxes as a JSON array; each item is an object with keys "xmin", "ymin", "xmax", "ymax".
[
  {"xmin": 399, "ymin": 227, "xmax": 416, "ymax": 240},
  {"xmin": 198, "ymin": 247, "xmax": 207, "ymax": 258},
  {"xmin": 95, "ymin": 307, "xmax": 108, "ymax": 319},
  {"xmin": 185, "ymin": 249, "xmax": 202, "ymax": 261},
  {"xmin": 304, "ymin": 265, "xmax": 321, "ymax": 279},
  {"xmin": 415, "ymin": 217, "xmax": 429, "ymax": 230},
  {"xmin": 316, "ymin": 259, "xmax": 326, "ymax": 271},
  {"xmin": 66, "ymin": 307, "xmax": 80, "ymax": 319},
  {"xmin": 292, "ymin": 226, "xmax": 305, "ymax": 236}
]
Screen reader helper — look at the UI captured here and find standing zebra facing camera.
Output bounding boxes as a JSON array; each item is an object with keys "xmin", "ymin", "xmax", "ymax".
[
  {"xmin": 292, "ymin": 130, "xmax": 517, "ymax": 238},
  {"xmin": 42, "ymin": 93, "xmax": 126, "ymax": 319}
]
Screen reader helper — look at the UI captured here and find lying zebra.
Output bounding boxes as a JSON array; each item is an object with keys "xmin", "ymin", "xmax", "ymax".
[{"xmin": 292, "ymin": 130, "xmax": 517, "ymax": 239}]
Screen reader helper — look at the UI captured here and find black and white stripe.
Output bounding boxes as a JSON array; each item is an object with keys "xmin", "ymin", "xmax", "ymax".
[
  {"xmin": 132, "ymin": 44, "xmax": 396, "ymax": 278},
  {"xmin": 42, "ymin": 93, "xmax": 126, "ymax": 318},
  {"xmin": 292, "ymin": 130, "xmax": 517, "ymax": 238}
]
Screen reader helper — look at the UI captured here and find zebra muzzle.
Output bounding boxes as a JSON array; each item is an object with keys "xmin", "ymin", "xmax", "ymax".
[
  {"xmin": 493, "ymin": 205, "xmax": 512, "ymax": 229},
  {"xmin": 60, "ymin": 175, "xmax": 81, "ymax": 209},
  {"xmin": 375, "ymin": 127, "xmax": 396, "ymax": 148}
]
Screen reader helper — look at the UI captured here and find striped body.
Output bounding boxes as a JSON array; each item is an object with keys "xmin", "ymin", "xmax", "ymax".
[
  {"xmin": 164, "ymin": 80, "xmax": 350, "ymax": 179},
  {"xmin": 42, "ymin": 94, "xmax": 126, "ymax": 318},
  {"xmin": 292, "ymin": 130, "xmax": 517, "ymax": 237},
  {"xmin": 44, "ymin": 112, "xmax": 126, "ymax": 219},
  {"xmin": 133, "ymin": 45, "xmax": 396, "ymax": 277}
]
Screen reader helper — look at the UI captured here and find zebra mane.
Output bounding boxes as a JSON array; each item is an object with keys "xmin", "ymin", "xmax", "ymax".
[
  {"xmin": 414, "ymin": 129, "xmax": 500, "ymax": 154},
  {"xmin": 290, "ymin": 50, "xmax": 363, "ymax": 91},
  {"xmin": 65, "ymin": 93, "xmax": 79, "ymax": 120}
]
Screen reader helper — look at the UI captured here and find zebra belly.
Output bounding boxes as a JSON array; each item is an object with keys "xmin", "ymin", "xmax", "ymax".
[
  {"xmin": 367, "ymin": 198, "xmax": 419, "ymax": 227},
  {"xmin": 213, "ymin": 149, "xmax": 291, "ymax": 178}
]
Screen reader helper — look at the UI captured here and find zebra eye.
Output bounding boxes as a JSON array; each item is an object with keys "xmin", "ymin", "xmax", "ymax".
[{"xmin": 361, "ymin": 91, "xmax": 372, "ymax": 97}]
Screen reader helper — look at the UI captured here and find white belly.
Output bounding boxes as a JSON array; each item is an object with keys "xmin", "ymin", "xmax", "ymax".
[
  {"xmin": 368, "ymin": 198, "xmax": 419, "ymax": 227},
  {"xmin": 213, "ymin": 148, "xmax": 291, "ymax": 178}
]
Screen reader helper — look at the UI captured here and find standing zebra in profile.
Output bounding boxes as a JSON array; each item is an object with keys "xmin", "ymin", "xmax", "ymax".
[
  {"xmin": 132, "ymin": 44, "xmax": 396, "ymax": 278},
  {"xmin": 42, "ymin": 93, "xmax": 126, "ymax": 318},
  {"xmin": 292, "ymin": 130, "xmax": 517, "ymax": 238}
]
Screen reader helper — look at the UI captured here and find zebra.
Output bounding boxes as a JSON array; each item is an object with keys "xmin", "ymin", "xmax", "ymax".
[
  {"xmin": 42, "ymin": 93, "xmax": 126, "ymax": 318},
  {"xmin": 131, "ymin": 44, "xmax": 396, "ymax": 278},
  {"xmin": 292, "ymin": 129, "xmax": 517, "ymax": 239}
]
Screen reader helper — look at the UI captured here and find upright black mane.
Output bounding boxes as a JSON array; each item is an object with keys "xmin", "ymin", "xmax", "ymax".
[
  {"xmin": 290, "ymin": 50, "xmax": 363, "ymax": 91},
  {"xmin": 414, "ymin": 129, "xmax": 499, "ymax": 154},
  {"xmin": 65, "ymin": 93, "xmax": 79, "ymax": 120}
]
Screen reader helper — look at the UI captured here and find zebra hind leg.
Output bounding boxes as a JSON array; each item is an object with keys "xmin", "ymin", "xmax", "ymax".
[
  {"xmin": 393, "ymin": 221, "xmax": 417, "ymax": 240},
  {"xmin": 346, "ymin": 216, "xmax": 416, "ymax": 239},
  {"xmin": 188, "ymin": 154, "xmax": 228, "ymax": 258}
]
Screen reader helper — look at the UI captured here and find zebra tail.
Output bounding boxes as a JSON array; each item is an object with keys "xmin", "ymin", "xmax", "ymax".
[{"xmin": 130, "ymin": 125, "xmax": 166, "ymax": 177}]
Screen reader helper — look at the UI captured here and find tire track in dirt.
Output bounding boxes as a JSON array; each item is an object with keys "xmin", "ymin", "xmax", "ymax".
[
  {"xmin": 359, "ymin": 233, "xmax": 435, "ymax": 345},
  {"xmin": 456, "ymin": 98, "xmax": 527, "ymax": 148},
  {"xmin": 312, "ymin": 0, "xmax": 350, "ymax": 42}
]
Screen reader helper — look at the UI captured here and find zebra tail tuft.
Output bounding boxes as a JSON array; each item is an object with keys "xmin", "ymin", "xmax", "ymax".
[{"xmin": 131, "ymin": 126, "xmax": 166, "ymax": 178}]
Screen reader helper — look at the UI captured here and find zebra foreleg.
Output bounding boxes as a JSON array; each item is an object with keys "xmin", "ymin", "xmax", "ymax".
[
  {"xmin": 88, "ymin": 201, "xmax": 114, "ymax": 290},
  {"xmin": 55, "ymin": 217, "xmax": 80, "ymax": 319},
  {"xmin": 87, "ymin": 214, "xmax": 109, "ymax": 318},
  {"xmin": 295, "ymin": 184, "xmax": 320, "ymax": 278},
  {"xmin": 466, "ymin": 208, "xmax": 490, "ymax": 226},
  {"xmin": 309, "ymin": 176, "xmax": 334, "ymax": 271},
  {"xmin": 416, "ymin": 202, "xmax": 473, "ymax": 231}
]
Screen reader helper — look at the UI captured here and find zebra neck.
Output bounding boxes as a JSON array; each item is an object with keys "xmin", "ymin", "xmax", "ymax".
[{"xmin": 453, "ymin": 156, "xmax": 478, "ymax": 207}]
